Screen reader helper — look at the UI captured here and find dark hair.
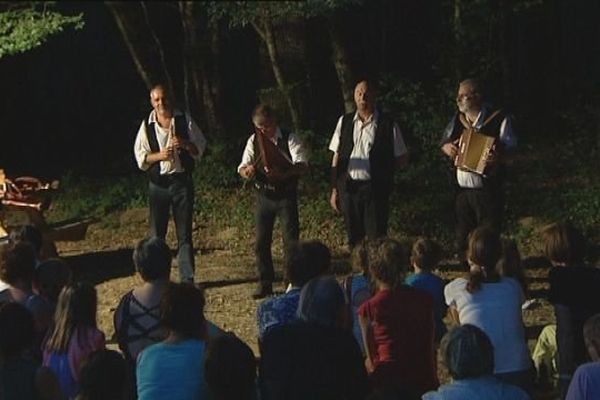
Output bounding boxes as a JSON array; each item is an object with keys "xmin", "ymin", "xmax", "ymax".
[
  {"xmin": 369, "ymin": 238, "xmax": 408, "ymax": 287},
  {"xmin": 46, "ymin": 282, "xmax": 98, "ymax": 353},
  {"xmin": 9, "ymin": 224, "xmax": 43, "ymax": 255},
  {"xmin": 160, "ymin": 283, "xmax": 206, "ymax": 339},
  {"xmin": 441, "ymin": 324, "xmax": 494, "ymax": 380},
  {"xmin": 205, "ymin": 333, "xmax": 257, "ymax": 400},
  {"xmin": 351, "ymin": 240, "xmax": 371, "ymax": 275},
  {"xmin": 133, "ymin": 237, "xmax": 172, "ymax": 281},
  {"xmin": 411, "ymin": 238, "xmax": 442, "ymax": 271},
  {"xmin": 252, "ymin": 104, "xmax": 277, "ymax": 124},
  {"xmin": 0, "ymin": 241, "xmax": 36, "ymax": 285},
  {"xmin": 466, "ymin": 227, "xmax": 502, "ymax": 293},
  {"xmin": 78, "ymin": 349, "xmax": 130, "ymax": 400},
  {"xmin": 542, "ymin": 222, "xmax": 586, "ymax": 266},
  {"xmin": 285, "ymin": 240, "xmax": 331, "ymax": 287},
  {"xmin": 297, "ymin": 276, "xmax": 345, "ymax": 328},
  {"xmin": 33, "ymin": 258, "xmax": 72, "ymax": 303},
  {"xmin": 0, "ymin": 302, "xmax": 34, "ymax": 359},
  {"xmin": 496, "ymin": 238, "xmax": 527, "ymax": 295}
]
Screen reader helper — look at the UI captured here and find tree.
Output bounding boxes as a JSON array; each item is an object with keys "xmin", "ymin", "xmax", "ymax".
[{"xmin": 0, "ymin": 2, "xmax": 83, "ymax": 59}]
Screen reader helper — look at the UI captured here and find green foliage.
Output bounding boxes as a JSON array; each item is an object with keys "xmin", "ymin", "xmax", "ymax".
[{"xmin": 0, "ymin": 3, "xmax": 83, "ymax": 58}]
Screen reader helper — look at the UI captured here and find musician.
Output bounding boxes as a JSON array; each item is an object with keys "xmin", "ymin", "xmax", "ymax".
[
  {"xmin": 329, "ymin": 79, "xmax": 408, "ymax": 249},
  {"xmin": 133, "ymin": 84, "xmax": 207, "ymax": 284},
  {"xmin": 238, "ymin": 104, "xmax": 308, "ymax": 299},
  {"xmin": 440, "ymin": 78, "xmax": 517, "ymax": 256}
]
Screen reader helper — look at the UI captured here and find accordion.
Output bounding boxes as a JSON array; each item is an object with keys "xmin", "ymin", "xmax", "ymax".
[
  {"xmin": 453, "ymin": 111, "xmax": 501, "ymax": 175},
  {"xmin": 255, "ymin": 130, "xmax": 294, "ymax": 183}
]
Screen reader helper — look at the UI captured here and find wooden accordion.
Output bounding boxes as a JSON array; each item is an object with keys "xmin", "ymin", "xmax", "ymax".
[
  {"xmin": 255, "ymin": 130, "xmax": 293, "ymax": 183},
  {"xmin": 453, "ymin": 111, "xmax": 501, "ymax": 175}
]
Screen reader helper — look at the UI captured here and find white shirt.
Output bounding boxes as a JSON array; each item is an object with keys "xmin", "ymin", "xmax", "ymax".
[
  {"xmin": 456, "ymin": 111, "xmax": 516, "ymax": 188},
  {"xmin": 133, "ymin": 110, "xmax": 207, "ymax": 175},
  {"xmin": 444, "ymin": 277, "xmax": 531, "ymax": 374},
  {"xmin": 328, "ymin": 110, "xmax": 408, "ymax": 181},
  {"xmin": 237, "ymin": 128, "xmax": 308, "ymax": 172}
]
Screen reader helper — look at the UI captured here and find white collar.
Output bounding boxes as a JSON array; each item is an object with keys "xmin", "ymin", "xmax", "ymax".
[
  {"xmin": 148, "ymin": 109, "xmax": 184, "ymax": 124},
  {"xmin": 353, "ymin": 109, "xmax": 379, "ymax": 124}
]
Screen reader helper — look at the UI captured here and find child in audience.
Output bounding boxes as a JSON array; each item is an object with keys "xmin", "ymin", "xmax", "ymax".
[
  {"xmin": 0, "ymin": 242, "xmax": 36, "ymax": 304},
  {"xmin": 43, "ymin": 282, "xmax": 106, "ymax": 399},
  {"xmin": 9, "ymin": 224, "xmax": 44, "ymax": 265},
  {"xmin": 75, "ymin": 349, "xmax": 131, "ymax": 400},
  {"xmin": 566, "ymin": 313, "xmax": 600, "ymax": 400},
  {"xmin": 359, "ymin": 238, "xmax": 438, "ymax": 397},
  {"xmin": 405, "ymin": 238, "xmax": 447, "ymax": 342}
]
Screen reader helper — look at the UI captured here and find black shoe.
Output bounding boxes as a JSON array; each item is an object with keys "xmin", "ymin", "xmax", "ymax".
[{"xmin": 252, "ymin": 282, "xmax": 273, "ymax": 300}]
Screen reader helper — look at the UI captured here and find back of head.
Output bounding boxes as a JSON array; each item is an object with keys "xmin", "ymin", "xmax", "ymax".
[
  {"xmin": 9, "ymin": 224, "xmax": 43, "ymax": 256},
  {"xmin": 297, "ymin": 276, "xmax": 345, "ymax": 328},
  {"xmin": 584, "ymin": 313, "xmax": 600, "ymax": 361},
  {"xmin": 205, "ymin": 333, "xmax": 257, "ymax": 400},
  {"xmin": 161, "ymin": 282, "xmax": 206, "ymax": 339},
  {"xmin": 466, "ymin": 227, "xmax": 502, "ymax": 293},
  {"xmin": 285, "ymin": 240, "xmax": 331, "ymax": 287},
  {"xmin": 0, "ymin": 241, "xmax": 36, "ymax": 286},
  {"xmin": 542, "ymin": 222, "xmax": 586, "ymax": 266},
  {"xmin": 411, "ymin": 238, "xmax": 442, "ymax": 271},
  {"xmin": 0, "ymin": 302, "xmax": 34, "ymax": 359},
  {"xmin": 133, "ymin": 237, "xmax": 172, "ymax": 282},
  {"xmin": 441, "ymin": 324, "xmax": 494, "ymax": 380},
  {"xmin": 34, "ymin": 258, "xmax": 72, "ymax": 303},
  {"xmin": 78, "ymin": 349, "xmax": 130, "ymax": 400},
  {"xmin": 369, "ymin": 238, "xmax": 408, "ymax": 287}
]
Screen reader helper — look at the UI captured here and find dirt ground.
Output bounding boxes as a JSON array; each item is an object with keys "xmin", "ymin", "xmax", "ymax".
[{"xmin": 55, "ymin": 207, "xmax": 557, "ymax": 397}]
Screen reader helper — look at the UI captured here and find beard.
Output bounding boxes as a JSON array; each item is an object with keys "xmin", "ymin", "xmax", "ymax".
[{"xmin": 457, "ymin": 100, "xmax": 476, "ymax": 114}]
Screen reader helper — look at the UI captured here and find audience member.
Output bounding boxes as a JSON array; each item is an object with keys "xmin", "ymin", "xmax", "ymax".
[
  {"xmin": 0, "ymin": 242, "xmax": 36, "ymax": 304},
  {"xmin": 0, "ymin": 302, "xmax": 62, "ymax": 400},
  {"xmin": 543, "ymin": 222, "xmax": 600, "ymax": 398},
  {"xmin": 359, "ymin": 238, "xmax": 438, "ymax": 396},
  {"xmin": 136, "ymin": 282, "xmax": 211, "ymax": 400},
  {"xmin": 405, "ymin": 237, "xmax": 447, "ymax": 342},
  {"xmin": 43, "ymin": 282, "xmax": 106, "ymax": 399},
  {"xmin": 342, "ymin": 239, "xmax": 374, "ymax": 355},
  {"xmin": 260, "ymin": 276, "xmax": 369, "ymax": 400},
  {"xmin": 497, "ymin": 237, "xmax": 527, "ymax": 296},
  {"xmin": 9, "ymin": 224, "xmax": 44, "ymax": 265},
  {"xmin": 566, "ymin": 313, "xmax": 600, "ymax": 399},
  {"xmin": 257, "ymin": 240, "xmax": 330, "ymax": 339},
  {"xmin": 422, "ymin": 324, "xmax": 530, "ymax": 400},
  {"xmin": 75, "ymin": 349, "xmax": 131, "ymax": 400},
  {"xmin": 444, "ymin": 227, "xmax": 532, "ymax": 391},
  {"xmin": 205, "ymin": 333, "xmax": 257, "ymax": 400}
]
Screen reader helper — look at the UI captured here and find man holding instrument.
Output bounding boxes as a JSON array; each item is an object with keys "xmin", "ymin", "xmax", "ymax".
[
  {"xmin": 134, "ymin": 84, "xmax": 206, "ymax": 284},
  {"xmin": 238, "ymin": 104, "xmax": 308, "ymax": 299},
  {"xmin": 440, "ymin": 78, "xmax": 517, "ymax": 256}
]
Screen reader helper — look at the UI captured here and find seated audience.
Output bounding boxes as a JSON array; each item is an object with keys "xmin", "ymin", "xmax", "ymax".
[
  {"xmin": 422, "ymin": 324, "xmax": 530, "ymax": 400},
  {"xmin": 444, "ymin": 227, "xmax": 532, "ymax": 391},
  {"xmin": 566, "ymin": 313, "xmax": 600, "ymax": 399},
  {"xmin": 342, "ymin": 239, "xmax": 374, "ymax": 355},
  {"xmin": 0, "ymin": 302, "xmax": 62, "ymax": 400},
  {"xmin": 405, "ymin": 237, "xmax": 447, "ymax": 342},
  {"xmin": 543, "ymin": 222, "xmax": 600, "ymax": 398},
  {"xmin": 205, "ymin": 333, "xmax": 257, "ymax": 400},
  {"xmin": 9, "ymin": 224, "xmax": 44, "ymax": 265},
  {"xmin": 136, "ymin": 282, "xmax": 211, "ymax": 400},
  {"xmin": 75, "ymin": 349, "xmax": 131, "ymax": 400},
  {"xmin": 260, "ymin": 276, "xmax": 369, "ymax": 400},
  {"xmin": 257, "ymin": 240, "xmax": 330, "ymax": 339},
  {"xmin": 43, "ymin": 282, "xmax": 106, "ymax": 399},
  {"xmin": 0, "ymin": 242, "xmax": 36, "ymax": 304},
  {"xmin": 359, "ymin": 238, "xmax": 438, "ymax": 396}
]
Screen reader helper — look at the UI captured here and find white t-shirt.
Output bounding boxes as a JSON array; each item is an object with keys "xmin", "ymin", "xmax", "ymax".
[{"xmin": 444, "ymin": 277, "xmax": 531, "ymax": 374}]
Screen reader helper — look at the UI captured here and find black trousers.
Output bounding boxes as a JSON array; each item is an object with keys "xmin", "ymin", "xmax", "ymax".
[
  {"xmin": 340, "ymin": 180, "xmax": 389, "ymax": 248},
  {"xmin": 255, "ymin": 190, "xmax": 299, "ymax": 284},
  {"xmin": 148, "ymin": 175, "xmax": 195, "ymax": 282},
  {"xmin": 455, "ymin": 185, "xmax": 504, "ymax": 254}
]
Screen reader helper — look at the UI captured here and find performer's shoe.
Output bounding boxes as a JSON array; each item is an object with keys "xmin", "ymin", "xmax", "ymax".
[{"xmin": 252, "ymin": 282, "xmax": 273, "ymax": 300}]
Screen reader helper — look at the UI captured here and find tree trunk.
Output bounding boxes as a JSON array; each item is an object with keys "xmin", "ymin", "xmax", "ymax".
[
  {"xmin": 452, "ymin": 0, "xmax": 464, "ymax": 82},
  {"xmin": 140, "ymin": 2, "xmax": 174, "ymax": 95},
  {"xmin": 253, "ymin": 17, "xmax": 301, "ymax": 132},
  {"xmin": 329, "ymin": 14, "xmax": 355, "ymax": 113}
]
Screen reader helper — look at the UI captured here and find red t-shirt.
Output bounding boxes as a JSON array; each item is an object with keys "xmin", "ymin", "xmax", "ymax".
[{"xmin": 358, "ymin": 285, "xmax": 438, "ymax": 394}]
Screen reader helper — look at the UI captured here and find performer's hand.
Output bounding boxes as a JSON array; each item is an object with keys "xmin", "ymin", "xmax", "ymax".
[
  {"xmin": 240, "ymin": 165, "xmax": 256, "ymax": 179},
  {"xmin": 160, "ymin": 146, "xmax": 174, "ymax": 161},
  {"xmin": 330, "ymin": 189, "xmax": 340, "ymax": 213},
  {"xmin": 364, "ymin": 357, "xmax": 375, "ymax": 374},
  {"xmin": 441, "ymin": 142, "xmax": 458, "ymax": 158},
  {"xmin": 485, "ymin": 146, "xmax": 498, "ymax": 166}
]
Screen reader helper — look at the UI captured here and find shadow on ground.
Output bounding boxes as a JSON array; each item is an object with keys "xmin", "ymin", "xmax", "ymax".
[{"xmin": 64, "ymin": 248, "xmax": 135, "ymax": 285}]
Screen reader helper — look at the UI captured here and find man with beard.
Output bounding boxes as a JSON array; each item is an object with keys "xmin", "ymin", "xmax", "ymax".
[{"xmin": 440, "ymin": 79, "xmax": 517, "ymax": 257}]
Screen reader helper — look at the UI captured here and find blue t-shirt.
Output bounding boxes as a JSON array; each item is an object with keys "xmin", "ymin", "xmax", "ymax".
[
  {"xmin": 566, "ymin": 362, "xmax": 600, "ymax": 400},
  {"xmin": 137, "ymin": 339, "xmax": 209, "ymax": 400},
  {"xmin": 346, "ymin": 273, "xmax": 371, "ymax": 355},
  {"xmin": 257, "ymin": 287, "xmax": 301, "ymax": 338},
  {"xmin": 405, "ymin": 271, "xmax": 447, "ymax": 341}
]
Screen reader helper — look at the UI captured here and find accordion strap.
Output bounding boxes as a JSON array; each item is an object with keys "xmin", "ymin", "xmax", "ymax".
[{"xmin": 459, "ymin": 109, "xmax": 503, "ymax": 130}]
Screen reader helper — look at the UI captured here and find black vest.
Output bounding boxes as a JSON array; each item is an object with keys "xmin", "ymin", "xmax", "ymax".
[
  {"xmin": 145, "ymin": 113, "xmax": 194, "ymax": 185},
  {"xmin": 253, "ymin": 129, "xmax": 297, "ymax": 194},
  {"xmin": 336, "ymin": 112, "xmax": 396, "ymax": 194}
]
